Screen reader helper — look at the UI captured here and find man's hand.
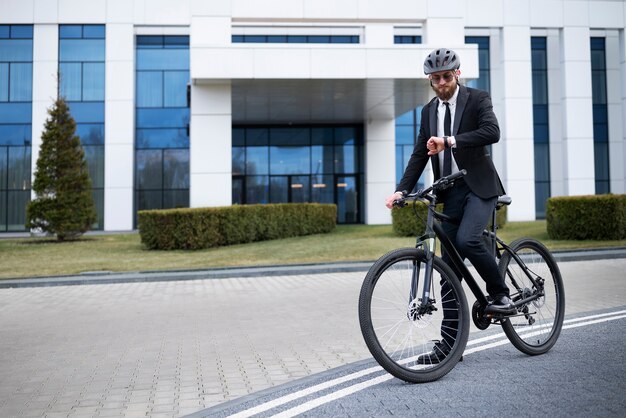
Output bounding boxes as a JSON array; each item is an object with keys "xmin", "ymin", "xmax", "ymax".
[
  {"xmin": 385, "ymin": 191, "xmax": 404, "ymax": 209},
  {"xmin": 427, "ymin": 136, "xmax": 446, "ymax": 156}
]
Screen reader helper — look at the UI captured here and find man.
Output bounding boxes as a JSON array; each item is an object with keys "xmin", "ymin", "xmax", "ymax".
[{"xmin": 385, "ymin": 47, "xmax": 515, "ymax": 363}]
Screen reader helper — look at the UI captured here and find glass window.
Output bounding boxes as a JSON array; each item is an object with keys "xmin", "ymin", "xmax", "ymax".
[
  {"xmin": 7, "ymin": 190, "xmax": 29, "ymax": 231},
  {"xmin": 0, "ymin": 124, "xmax": 31, "ymax": 145},
  {"xmin": 270, "ymin": 146, "xmax": 310, "ymax": 175},
  {"xmin": 7, "ymin": 146, "xmax": 30, "ymax": 190},
  {"xmin": 136, "ymin": 49, "xmax": 189, "ymax": 71},
  {"xmin": 136, "ymin": 128, "xmax": 189, "ymax": 149},
  {"xmin": 232, "ymin": 147, "xmax": 245, "ymax": 175},
  {"xmin": 83, "ymin": 25, "xmax": 105, "ymax": 39},
  {"xmin": 136, "ymin": 149, "xmax": 163, "ymax": 189},
  {"xmin": 270, "ymin": 127, "xmax": 309, "ymax": 145},
  {"xmin": 59, "ymin": 25, "xmax": 82, "ymax": 39},
  {"xmin": 164, "ymin": 71, "xmax": 188, "ymax": 107},
  {"xmin": 60, "ymin": 39, "xmax": 105, "ymax": 62},
  {"xmin": 311, "ymin": 127, "xmax": 333, "ymax": 145},
  {"xmin": 311, "ymin": 145, "xmax": 334, "ymax": 174},
  {"xmin": 290, "ymin": 176, "xmax": 310, "ymax": 203},
  {"xmin": 136, "ymin": 108, "xmax": 189, "ymax": 129},
  {"xmin": 163, "ymin": 149, "xmax": 190, "ymax": 189},
  {"xmin": 83, "ymin": 145, "xmax": 104, "ymax": 188},
  {"xmin": 0, "ymin": 147, "xmax": 6, "ymax": 189},
  {"xmin": 270, "ymin": 176, "xmax": 288, "ymax": 203},
  {"xmin": 0, "ymin": 39, "xmax": 33, "ymax": 61},
  {"xmin": 335, "ymin": 145, "xmax": 358, "ymax": 173},
  {"xmin": 395, "ymin": 125, "xmax": 414, "ymax": 145},
  {"xmin": 7, "ymin": 63, "xmax": 31, "ymax": 101},
  {"xmin": 137, "ymin": 71, "xmax": 163, "ymax": 107},
  {"xmin": 246, "ymin": 175, "xmax": 269, "ymax": 204},
  {"xmin": 0, "ymin": 63, "xmax": 8, "ymax": 101},
  {"xmin": 76, "ymin": 124, "xmax": 104, "ymax": 145},
  {"xmin": 0, "ymin": 26, "xmax": 9, "ymax": 39},
  {"xmin": 0, "ymin": 103, "xmax": 32, "ymax": 124},
  {"xmin": 246, "ymin": 128, "xmax": 269, "ymax": 146},
  {"xmin": 163, "ymin": 190, "xmax": 189, "ymax": 209},
  {"xmin": 59, "ymin": 62, "xmax": 82, "ymax": 100},
  {"xmin": 82, "ymin": 63, "xmax": 104, "ymax": 101},
  {"xmin": 66, "ymin": 102, "xmax": 105, "ymax": 124},
  {"xmin": 246, "ymin": 146, "xmax": 269, "ymax": 175},
  {"xmin": 136, "ymin": 190, "xmax": 162, "ymax": 211},
  {"xmin": 311, "ymin": 174, "xmax": 333, "ymax": 203},
  {"xmin": 232, "ymin": 128, "xmax": 245, "ymax": 146}
]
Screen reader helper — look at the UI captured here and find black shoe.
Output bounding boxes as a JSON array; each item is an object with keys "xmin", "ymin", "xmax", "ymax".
[
  {"xmin": 416, "ymin": 340, "xmax": 463, "ymax": 365},
  {"xmin": 484, "ymin": 295, "xmax": 516, "ymax": 315}
]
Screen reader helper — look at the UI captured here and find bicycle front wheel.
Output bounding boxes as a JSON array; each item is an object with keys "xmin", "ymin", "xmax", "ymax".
[
  {"xmin": 359, "ymin": 248, "xmax": 469, "ymax": 383},
  {"xmin": 499, "ymin": 238, "xmax": 565, "ymax": 355}
]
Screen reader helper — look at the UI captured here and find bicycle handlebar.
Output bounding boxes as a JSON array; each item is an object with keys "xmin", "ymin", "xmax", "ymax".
[{"xmin": 393, "ymin": 169, "xmax": 467, "ymax": 207}]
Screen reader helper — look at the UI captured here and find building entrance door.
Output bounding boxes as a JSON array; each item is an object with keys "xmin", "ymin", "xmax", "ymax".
[{"xmin": 336, "ymin": 175, "xmax": 358, "ymax": 223}]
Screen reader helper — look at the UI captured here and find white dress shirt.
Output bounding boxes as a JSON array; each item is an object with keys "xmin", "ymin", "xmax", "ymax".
[{"xmin": 437, "ymin": 85, "xmax": 460, "ymax": 176}]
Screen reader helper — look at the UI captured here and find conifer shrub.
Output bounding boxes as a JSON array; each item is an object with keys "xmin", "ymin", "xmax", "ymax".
[{"xmin": 26, "ymin": 98, "xmax": 97, "ymax": 241}]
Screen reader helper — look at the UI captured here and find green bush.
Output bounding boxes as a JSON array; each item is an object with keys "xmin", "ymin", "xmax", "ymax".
[
  {"xmin": 546, "ymin": 194, "xmax": 626, "ymax": 240},
  {"xmin": 391, "ymin": 201, "xmax": 507, "ymax": 237},
  {"xmin": 138, "ymin": 203, "xmax": 337, "ymax": 250}
]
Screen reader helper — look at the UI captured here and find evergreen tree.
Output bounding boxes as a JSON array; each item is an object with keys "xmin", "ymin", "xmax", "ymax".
[{"xmin": 26, "ymin": 98, "xmax": 97, "ymax": 241}]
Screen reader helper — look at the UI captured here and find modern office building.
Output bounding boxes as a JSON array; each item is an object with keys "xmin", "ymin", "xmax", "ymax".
[{"xmin": 1, "ymin": 0, "xmax": 625, "ymax": 232}]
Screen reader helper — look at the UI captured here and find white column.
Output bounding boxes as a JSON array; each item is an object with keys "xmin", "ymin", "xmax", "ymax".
[
  {"xmin": 104, "ymin": 24, "xmax": 135, "ymax": 231},
  {"xmin": 189, "ymin": 10, "xmax": 233, "ymax": 208},
  {"xmin": 620, "ymin": 29, "xmax": 626, "ymax": 194},
  {"xmin": 608, "ymin": 30, "xmax": 625, "ymax": 194},
  {"xmin": 365, "ymin": 118, "xmax": 395, "ymax": 225},
  {"xmin": 499, "ymin": 9, "xmax": 535, "ymax": 221},
  {"xmin": 547, "ymin": 30, "xmax": 565, "ymax": 198},
  {"xmin": 423, "ymin": 0, "xmax": 465, "ymax": 45},
  {"xmin": 560, "ymin": 24, "xmax": 595, "ymax": 195},
  {"xmin": 189, "ymin": 84, "xmax": 232, "ymax": 207},
  {"xmin": 31, "ymin": 24, "xmax": 58, "ymax": 192}
]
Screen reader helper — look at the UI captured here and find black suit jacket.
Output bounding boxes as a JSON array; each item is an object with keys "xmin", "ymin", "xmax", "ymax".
[{"xmin": 396, "ymin": 84, "xmax": 506, "ymax": 199}]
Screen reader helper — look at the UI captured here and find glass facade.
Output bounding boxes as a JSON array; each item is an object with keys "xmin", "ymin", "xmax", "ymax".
[
  {"xmin": 232, "ymin": 125, "xmax": 363, "ymax": 223},
  {"xmin": 590, "ymin": 37, "xmax": 610, "ymax": 194},
  {"xmin": 232, "ymin": 35, "xmax": 359, "ymax": 44},
  {"xmin": 59, "ymin": 24, "xmax": 105, "ymax": 229},
  {"xmin": 531, "ymin": 37, "xmax": 550, "ymax": 219},
  {"xmin": 135, "ymin": 36, "xmax": 190, "ymax": 225},
  {"xmin": 465, "ymin": 37, "xmax": 491, "ymax": 93},
  {"xmin": 0, "ymin": 25, "xmax": 32, "ymax": 232},
  {"xmin": 394, "ymin": 35, "xmax": 422, "ymax": 44}
]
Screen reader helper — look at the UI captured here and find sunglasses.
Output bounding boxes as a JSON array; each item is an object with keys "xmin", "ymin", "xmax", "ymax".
[{"xmin": 430, "ymin": 72, "xmax": 456, "ymax": 84}]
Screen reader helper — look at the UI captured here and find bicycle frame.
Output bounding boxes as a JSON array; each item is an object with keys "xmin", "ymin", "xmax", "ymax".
[{"xmin": 410, "ymin": 187, "xmax": 544, "ymax": 313}]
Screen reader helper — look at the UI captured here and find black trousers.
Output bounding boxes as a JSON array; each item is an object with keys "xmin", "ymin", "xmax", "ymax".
[{"xmin": 437, "ymin": 179, "xmax": 509, "ymax": 346}]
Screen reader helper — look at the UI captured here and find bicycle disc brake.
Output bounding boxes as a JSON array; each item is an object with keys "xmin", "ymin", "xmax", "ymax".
[{"xmin": 407, "ymin": 298, "xmax": 437, "ymax": 321}]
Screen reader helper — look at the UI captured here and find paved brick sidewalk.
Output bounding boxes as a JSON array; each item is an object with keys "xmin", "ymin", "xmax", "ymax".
[{"xmin": 0, "ymin": 258, "xmax": 625, "ymax": 417}]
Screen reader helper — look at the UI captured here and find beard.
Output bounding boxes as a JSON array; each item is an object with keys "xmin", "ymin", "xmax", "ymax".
[{"xmin": 431, "ymin": 79, "xmax": 457, "ymax": 101}]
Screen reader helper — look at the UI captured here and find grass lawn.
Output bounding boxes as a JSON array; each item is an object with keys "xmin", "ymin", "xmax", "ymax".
[{"xmin": 0, "ymin": 221, "xmax": 624, "ymax": 279}]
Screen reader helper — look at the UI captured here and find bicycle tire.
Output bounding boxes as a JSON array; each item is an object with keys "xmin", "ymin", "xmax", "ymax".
[
  {"xmin": 359, "ymin": 248, "xmax": 469, "ymax": 383},
  {"xmin": 498, "ymin": 238, "xmax": 565, "ymax": 355}
]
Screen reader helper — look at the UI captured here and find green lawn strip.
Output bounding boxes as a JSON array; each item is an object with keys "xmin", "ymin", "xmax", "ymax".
[{"xmin": 0, "ymin": 221, "xmax": 624, "ymax": 279}]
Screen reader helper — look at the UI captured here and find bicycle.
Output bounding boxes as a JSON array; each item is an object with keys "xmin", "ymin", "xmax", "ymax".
[{"xmin": 358, "ymin": 170, "xmax": 565, "ymax": 383}]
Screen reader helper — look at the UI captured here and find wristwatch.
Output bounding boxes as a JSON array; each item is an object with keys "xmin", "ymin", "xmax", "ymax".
[{"xmin": 443, "ymin": 136, "xmax": 450, "ymax": 149}]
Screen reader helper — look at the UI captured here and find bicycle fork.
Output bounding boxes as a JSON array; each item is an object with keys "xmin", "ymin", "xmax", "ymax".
[{"xmin": 408, "ymin": 233, "xmax": 437, "ymax": 320}]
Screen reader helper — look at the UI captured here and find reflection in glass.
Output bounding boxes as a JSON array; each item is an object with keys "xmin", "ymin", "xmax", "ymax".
[
  {"xmin": 270, "ymin": 146, "xmax": 310, "ymax": 175},
  {"xmin": 270, "ymin": 176, "xmax": 288, "ymax": 203}
]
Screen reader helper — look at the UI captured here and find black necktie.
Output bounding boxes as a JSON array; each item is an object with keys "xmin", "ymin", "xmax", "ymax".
[{"xmin": 443, "ymin": 102, "xmax": 452, "ymax": 176}]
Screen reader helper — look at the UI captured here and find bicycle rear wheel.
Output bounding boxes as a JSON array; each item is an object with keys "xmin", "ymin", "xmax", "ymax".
[
  {"xmin": 498, "ymin": 238, "xmax": 565, "ymax": 355},
  {"xmin": 358, "ymin": 248, "xmax": 469, "ymax": 383}
]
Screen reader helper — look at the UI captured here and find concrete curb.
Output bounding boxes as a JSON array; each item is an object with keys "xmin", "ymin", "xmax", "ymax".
[{"xmin": 1, "ymin": 247, "xmax": 625, "ymax": 289}]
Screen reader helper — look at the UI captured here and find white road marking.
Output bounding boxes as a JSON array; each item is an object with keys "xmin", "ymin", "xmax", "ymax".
[{"xmin": 227, "ymin": 310, "xmax": 626, "ymax": 418}]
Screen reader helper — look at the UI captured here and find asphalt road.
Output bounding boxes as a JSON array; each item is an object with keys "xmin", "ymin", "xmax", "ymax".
[{"xmin": 195, "ymin": 308, "xmax": 626, "ymax": 418}]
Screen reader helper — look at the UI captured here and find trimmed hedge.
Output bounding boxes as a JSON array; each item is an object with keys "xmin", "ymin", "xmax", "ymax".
[
  {"xmin": 138, "ymin": 203, "xmax": 337, "ymax": 250},
  {"xmin": 546, "ymin": 194, "xmax": 626, "ymax": 240},
  {"xmin": 392, "ymin": 202, "xmax": 507, "ymax": 237}
]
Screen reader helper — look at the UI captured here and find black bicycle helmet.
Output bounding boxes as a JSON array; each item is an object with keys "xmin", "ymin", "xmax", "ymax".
[{"xmin": 423, "ymin": 48, "xmax": 460, "ymax": 74}]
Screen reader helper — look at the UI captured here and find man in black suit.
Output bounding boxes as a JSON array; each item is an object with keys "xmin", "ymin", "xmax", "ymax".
[{"xmin": 385, "ymin": 48, "xmax": 515, "ymax": 363}]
